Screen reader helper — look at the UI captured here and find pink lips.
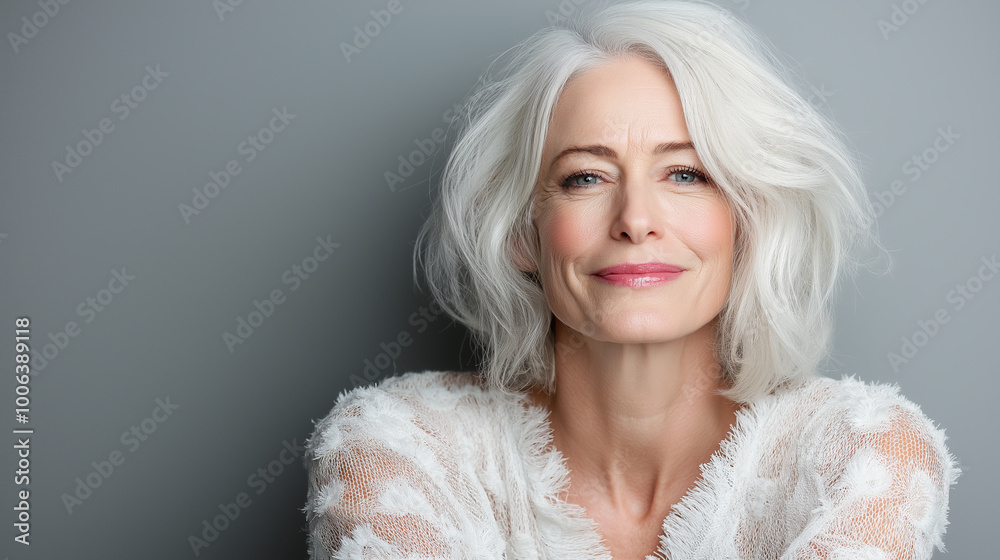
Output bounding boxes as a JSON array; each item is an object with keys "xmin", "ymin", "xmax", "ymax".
[{"xmin": 593, "ymin": 262, "xmax": 684, "ymax": 287}]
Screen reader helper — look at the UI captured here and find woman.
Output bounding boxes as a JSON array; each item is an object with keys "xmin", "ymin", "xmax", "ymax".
[{"xmin": 304, "ymin": 1, "xmax": 959, "ymax": 558}]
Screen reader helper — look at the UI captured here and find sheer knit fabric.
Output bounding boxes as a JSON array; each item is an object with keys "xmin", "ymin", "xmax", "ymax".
[{"xmin": 303, "ymin": 370, "xmax": 959, "ymax": 559}]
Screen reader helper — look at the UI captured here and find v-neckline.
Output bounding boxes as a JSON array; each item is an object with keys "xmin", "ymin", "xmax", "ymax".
[{"xmin": 514, "ymin": 389, "xmax": 758, "ymax": 560}]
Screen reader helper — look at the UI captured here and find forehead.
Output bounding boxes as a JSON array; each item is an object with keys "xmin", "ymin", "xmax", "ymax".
[{"xmin": 544, "ymin": 56, "xmax": 691, "ymax": 154}]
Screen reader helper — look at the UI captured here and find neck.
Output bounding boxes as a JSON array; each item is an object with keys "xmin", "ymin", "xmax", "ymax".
[{"xmin": 527, "ymin": 318, "xmax": 741, "ymax": 520}]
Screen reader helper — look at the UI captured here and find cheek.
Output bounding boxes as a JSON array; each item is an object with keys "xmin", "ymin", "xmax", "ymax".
[
  {"xmin": 536, "ymin": 203, "xmax": 597, "ymax": 263},
  {"xmin": 674, "ymin": 198, "xmax": 734, "ymax": 263}
]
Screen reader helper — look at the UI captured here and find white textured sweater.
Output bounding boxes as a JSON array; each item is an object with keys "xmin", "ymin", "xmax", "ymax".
[{"xmin": 303, "ymin": 370, "xmax": 959, "ymax": 559}]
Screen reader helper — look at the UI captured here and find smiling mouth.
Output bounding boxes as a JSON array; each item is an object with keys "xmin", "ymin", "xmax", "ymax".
[{"xmin": 593, "ymin": 262, "xmax": 684, "ymax": 287}]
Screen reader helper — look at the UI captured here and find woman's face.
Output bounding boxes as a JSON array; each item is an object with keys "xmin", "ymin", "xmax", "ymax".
[{"xmin": 528, "ymin": 55, "xmax": 735, "ymax": 345}]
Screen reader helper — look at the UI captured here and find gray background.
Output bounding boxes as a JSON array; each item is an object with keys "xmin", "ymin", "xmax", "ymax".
[{"xmin": 1, "ymin": 0, "xmax": 995, "ymax": 558}]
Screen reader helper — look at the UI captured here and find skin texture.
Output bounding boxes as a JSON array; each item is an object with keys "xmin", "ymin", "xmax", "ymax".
[{"xmin": 519, "ymin": 55, "xmax": 744, "ymax": 559}]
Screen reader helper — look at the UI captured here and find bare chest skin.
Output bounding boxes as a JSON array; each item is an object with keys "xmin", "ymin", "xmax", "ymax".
[
  {"xmin": 567, "ymin": 472, "xmax": 698, "ymax": 560},
  {"xmin": 523, "ymin": 377, "xmax": 741, "ymax": 559},
  {"xmin": 592, "ymin": 511, "xmax": 669, "ymax": 559}
]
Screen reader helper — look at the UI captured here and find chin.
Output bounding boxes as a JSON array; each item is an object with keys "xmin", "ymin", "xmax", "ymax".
[{"xmin": 585, "ymin": 318, "xmax": 698, "ymax": 345}]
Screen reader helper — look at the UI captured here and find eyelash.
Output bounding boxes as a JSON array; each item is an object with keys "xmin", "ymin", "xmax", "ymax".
[{"xmin": 559, "ymin": 166, "xmax": 711, "ymax": 189}]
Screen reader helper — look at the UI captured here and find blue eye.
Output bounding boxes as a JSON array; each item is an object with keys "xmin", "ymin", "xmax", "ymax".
[
  {"xmin": 560, "ymin": 171, "xmax": 603, "ymax": 189},
  {"xmin": 668, "ymin": 167, "xmax": 709, "ymax": 184},
  {"xmin": 559, "ymin": 167, "xmax": 710, "ymax": 189}
]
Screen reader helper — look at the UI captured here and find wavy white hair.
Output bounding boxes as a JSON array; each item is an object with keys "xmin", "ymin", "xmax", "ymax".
[{"xmin": 413, "ymin": 0, "xmax": 882, "ymax": 403}]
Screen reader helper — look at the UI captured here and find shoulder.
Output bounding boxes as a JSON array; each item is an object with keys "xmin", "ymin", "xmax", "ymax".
[
  {"xmin": 303, "ymin": 372, "xmax": 516, "ymax": 556},
  {"xmin": 768, "ymin": 374, "xmax": 952, "ymax": 441},
  {"xmin": 773, "ymin": 376, "xmax": 960, "ymax": 540},
  {"xmin": 755, "ymin": 374, "xmax": 961, "ymax": 503},
  {"xmin": 743, "ymin": 376, "xmax": 961, "ymax": 555},
  {"xmin": 757, "ymin": 376, "xmax": 962, "ymax": 556},
  {"xmin": 762, "ymin": 375, "xmax": 958, "ymax": 467},
  {"xmin": 736, "ymin": 374, "xmax": 959, "ymax": 475},
  {"xmin": 305, "ymin": 371, "xmax": 515, "ymax": 468},
  {"xmin": 304, "ymin": 370, "xmax": 496, "ymax": 463}
]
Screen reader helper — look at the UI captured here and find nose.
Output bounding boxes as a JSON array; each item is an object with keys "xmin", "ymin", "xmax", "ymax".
[{"xmin": 611, "ymin": 178, "xmax": 663, "ymax": 243}]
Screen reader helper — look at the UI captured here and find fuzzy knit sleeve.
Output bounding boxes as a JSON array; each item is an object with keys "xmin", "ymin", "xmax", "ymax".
[
  {"xmin": 302, "ymin": 373, "xmax": 508, "ymax": 560},
  {"xmin": 779, "ymin": 378, "xmax": 960, "ymax": 560}
]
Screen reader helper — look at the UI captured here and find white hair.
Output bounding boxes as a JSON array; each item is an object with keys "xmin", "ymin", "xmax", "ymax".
[{"xmin": 413, "ymin": 0, "xmax": 883, "ymax": 403}]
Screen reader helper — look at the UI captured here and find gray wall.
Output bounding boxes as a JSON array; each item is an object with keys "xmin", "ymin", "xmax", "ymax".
[{"xmin": 1, "ymin": 0, "xmax": 994, "ymax": 558}]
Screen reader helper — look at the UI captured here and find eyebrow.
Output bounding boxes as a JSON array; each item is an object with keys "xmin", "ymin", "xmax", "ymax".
[{"xmin": 550, "ymin": 141, "xmax": 696, "ymax": 166}]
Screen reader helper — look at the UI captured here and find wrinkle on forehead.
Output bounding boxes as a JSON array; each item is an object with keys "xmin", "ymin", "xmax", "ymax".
[{"xmin": 542, "ymin": 57, "xmax": 694, "ymax": 169}]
